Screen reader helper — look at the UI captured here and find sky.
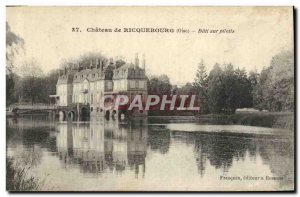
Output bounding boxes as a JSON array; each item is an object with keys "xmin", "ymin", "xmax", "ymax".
[{"xmin": 7, "ymin": 6, "xmax": 293, "ymax": 85}]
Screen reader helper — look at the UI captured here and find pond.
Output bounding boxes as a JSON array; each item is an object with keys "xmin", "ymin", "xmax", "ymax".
[{"xmin": 6, "ymin": 115, "xmax": 294, "ymax": 191}]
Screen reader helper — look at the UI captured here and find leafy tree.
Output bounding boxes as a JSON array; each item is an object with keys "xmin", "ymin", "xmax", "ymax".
[
  {"xmin": 148, "ymin": 74, "xmax": 172, "ymax": 95},
  {"xmin": 6, "ymin": 22, "xmax": 24, "ymax": 106},
  {"xmin": 19, "ymin": 60, "xmax": 44, "ymax": 104},
  {"xmin": 200, "ymin": 63, "xmax": 253, "ymax": 114},
  {"xmin": 6, "ymin": 22, "xmax": 24, "ymax": 73},
  {"xmin": 253, "ymin": 50, "xmax": 294, "ymax": 111},
  {"xmin": 178, "ymin": 82, "xmax": 194, "ymax": 95}
]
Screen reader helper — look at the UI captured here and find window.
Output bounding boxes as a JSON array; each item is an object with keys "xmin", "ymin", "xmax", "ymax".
[
  {"xmin": 139, "ymin": 81, "xmax": 144, "ymax": 89},
  {"xmin": 136, "ymin": 81, "xmax": 139, "ymax": 89},
  {"xmin": 130, "ymin": 81, "xmax": 135, "ymax": 88}
]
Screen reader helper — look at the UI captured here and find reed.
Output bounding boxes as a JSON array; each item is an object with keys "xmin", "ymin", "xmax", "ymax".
[{"xmin": 6, "ymin": 157, "xmax": 44, "ymax": 191}]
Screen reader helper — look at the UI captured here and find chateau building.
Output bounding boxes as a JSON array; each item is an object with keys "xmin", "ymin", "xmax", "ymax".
[{"xmin": 53, "ymin": 54, "xmax": 148, "ymax": 118}]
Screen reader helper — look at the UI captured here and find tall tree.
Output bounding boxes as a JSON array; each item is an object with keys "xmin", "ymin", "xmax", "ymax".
[
  {"xmin": 207, "ymin": 63, "xmax": 225, "ymax": 113},
  {"xmin": 248, "ymin": 70, "xmax": 260, "ymax": 108},
  {"xmin": 193, "ymin": 59, "xmax": 209, "ymax": 113}
]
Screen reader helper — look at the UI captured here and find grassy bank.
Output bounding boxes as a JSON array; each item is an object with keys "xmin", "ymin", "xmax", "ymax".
[
  {"xmin": 227, "ymin": 112, "xmax": 294, "ymax": 130},
  {"xmin": 6, "ymin": 157, "xmax": 43, "ymax": 191},
  {"xmin": 197, "ymin": 112, "xmax": 294, "ymax": 130}
]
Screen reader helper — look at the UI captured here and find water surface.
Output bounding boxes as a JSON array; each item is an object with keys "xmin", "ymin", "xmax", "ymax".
[{"xmin": 7, "ymin": 115, "xmax": 294, "ymax": 191}]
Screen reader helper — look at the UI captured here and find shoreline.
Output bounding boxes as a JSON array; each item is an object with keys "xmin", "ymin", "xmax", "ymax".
[{"xmin": 7, "ymin": 112, "xmax": 294, "ymax": 130}]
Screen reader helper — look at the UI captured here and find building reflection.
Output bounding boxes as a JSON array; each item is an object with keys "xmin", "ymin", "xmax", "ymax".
[{"xmin": 56, "ymin": 117, "xmax": 147, "ymax": 177}]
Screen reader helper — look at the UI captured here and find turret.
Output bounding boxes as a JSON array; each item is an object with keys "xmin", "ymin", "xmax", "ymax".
[
  {"xmin": 142, "ymin": 53, "xmax": 146, "ymax": 71},
  {"xmin": 135, "ymin": 53, "xmax": 139, "ymax": 68}
]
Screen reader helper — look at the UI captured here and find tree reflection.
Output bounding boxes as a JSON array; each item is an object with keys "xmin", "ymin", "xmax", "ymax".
[
  {"xmin": 6, "ymin": 115, "xmax": 57, "ymax": 167},
  {"xmin": 257, "ymin": 136, "xmax": 294, "ymax": 188},
  {"xmin": 193, "ymin": 133, "xmax": 256, "ymax": 174},
  {"xmin": 192, "ymin": 132, "xmax": 293, "ymax": 182},
  {"xmin": 147, "ymin": 125, "xmax": 170, "ymax": 154}
]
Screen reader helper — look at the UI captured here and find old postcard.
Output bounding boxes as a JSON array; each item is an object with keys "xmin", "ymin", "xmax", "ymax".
[{"xmin": 6, "ymin": 6, "xmax": 295, "ymax": 192}]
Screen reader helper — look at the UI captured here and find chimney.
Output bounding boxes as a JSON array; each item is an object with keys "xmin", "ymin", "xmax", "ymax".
[
  {"xmin": 72, "ymin": 64, "xmax": 78, "ymax": 72},
  {"xmin": 135, "ymin": 53, "xmax": 139, "ymax": 68},
  {"xmin": 142, "ymin": 53, "xmax": 146, "ymax": 70},
  {"xmin": 96, "ymin": 59, "xmax": 99, "ymax": 69},
  {"xmin": 99, "ymin": 59, "xmax": 103, "ymax": 70},
  {"xmin": 77, "ymin": 63, "xmax": 82, "ymax": 72},
  {"xmin": 90, "ymin": 60, "xmax": 93, "ymax": 69}
]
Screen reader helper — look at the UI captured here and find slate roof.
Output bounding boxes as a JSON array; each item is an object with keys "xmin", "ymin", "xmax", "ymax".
[
  {"xmin": 57, "ymin": 72, "xmax": 75, "ymax": 84},
  {"xmin": 113, "ymin": 63, "xmax": 146, "ymax": 80},
  {"xmin": 57, "ymin": 62, "xmax": 146, "ymax": 85}
]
